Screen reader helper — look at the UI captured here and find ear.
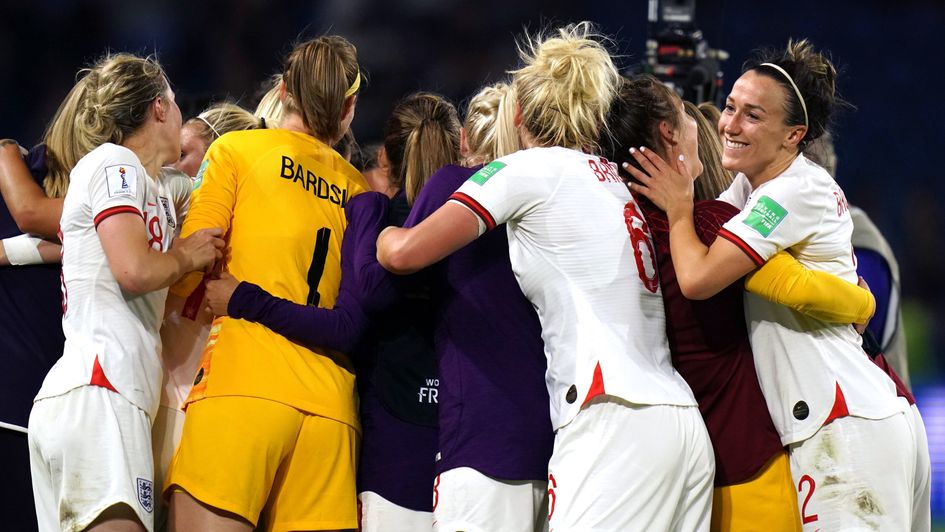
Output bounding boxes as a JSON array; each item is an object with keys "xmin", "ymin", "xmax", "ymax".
[
  {"xmin": 376, "ymin": 145, "xmax": 390, "ymax": 170},
  {"xmin": 459, "ymin": 127, "xmax": 471, "ymax": 160},
  {"xmin": 341, "ymin": 94, "xmax": 357, "ymax": 124},
  {"xmin": 279, "ymin": 79, "xmax": 287, "ymax": 103},
  {"xmin": 783, "ymin": 125, "xmax": 808, "ymax": 149},
  {"xmin": 513, "ymin": 101, "xmax": 523, "ymax": 128},
  {"xmin": 658, "ymin": 119, "xmax": 678, "ymax": 147},
  {"xmin": 152, "ymin": 96, "xmax": 167, "ymax": 123}
]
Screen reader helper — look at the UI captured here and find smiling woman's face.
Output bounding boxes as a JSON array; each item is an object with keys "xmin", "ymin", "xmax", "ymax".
[{"xmin": 718, "ymin": 70, "xmax": 796, "ymax": 179}]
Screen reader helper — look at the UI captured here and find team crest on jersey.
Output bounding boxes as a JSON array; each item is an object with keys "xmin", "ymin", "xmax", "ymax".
[
  {"xmin": 105, "ymin": 164, "xmax": 137, "ymax": 198},
  {"xmin": 136, "ymin": 477, "xmax": 154, "ymax": 513},
  {"xmin": 193, "ymin": 159, "xmax": 209, "ymax": 190},
  {"xmin": 468, "ymin": 161, "xmax": 506, "ymax": 185},
  {"xmin": 743, "ymin": 195, "xmax": 787, "ymax": 237},
  {"xmin": 159, "ymin": 196, "xmax": 176, "ymax": 229}
]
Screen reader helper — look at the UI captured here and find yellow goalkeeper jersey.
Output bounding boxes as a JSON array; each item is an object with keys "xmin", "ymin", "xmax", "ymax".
[{"xmin": 179, "ymin": 128, "xmax": 368, "ymax": 429}]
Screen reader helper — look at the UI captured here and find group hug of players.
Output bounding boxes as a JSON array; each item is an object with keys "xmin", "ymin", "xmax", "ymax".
[{"xmin": 0, "ymin": 20, "xmax": 930, "ymax": 532}]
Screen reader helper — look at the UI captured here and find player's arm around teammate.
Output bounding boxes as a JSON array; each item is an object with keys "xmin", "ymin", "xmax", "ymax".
[
  {"xmin": 28, "ymin": 53, "xmax": 223, "ymax": 532},
  {"xmin": 165, "ymin": 36, "xmax": 369, "ymax": 532},
  {"xmin": 381, "ymin": 23, "xmax": 714, "ymax": 531},
  {"xmin": 603, "ymin": 73, "xmax": 877, "ymax": 532},
  {"xmin": 628, "ymin": 41, "xmax": 928, "ymax": 531}
]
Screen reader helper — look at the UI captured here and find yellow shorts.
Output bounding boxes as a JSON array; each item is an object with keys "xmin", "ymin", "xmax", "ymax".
[
  {"xmin": 165, "ymin": 396, "xmax": 358, "ymax": 531},
  {"xmin": 712, "ymin": 451, "xmax": 801, "ymax": 532}
]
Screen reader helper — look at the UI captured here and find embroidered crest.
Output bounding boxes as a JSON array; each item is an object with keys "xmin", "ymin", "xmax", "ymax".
[
  {"xmin": 159, "ymin": 196, "xmax": 176, "ymax": 229},
  {"xmin": 136, "ymin": 477, "xmax": 154, "ymax": 513}
]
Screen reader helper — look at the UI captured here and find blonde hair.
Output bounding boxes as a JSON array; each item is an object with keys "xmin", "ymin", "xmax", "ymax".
[
  {"xmin": 463, "ymin": 82, "xmax": 520, "ymax": 166},
  {"xmin": 282, "ymin": 36, "xmax": 359, "ymax": 144},
  {"xmin": 384, "ymin": 92, "xmax": 460, "ymax": 204},
  {"xmin": 42, "ymin": 76, "xmax": 93, "ymax": 198},
  {"xmin": 511, "ymin": 22, "xmax": 620, "ymax": 151},
  {"xmin": 684, "ymin": 101, "xmax": 734, "ymax": 201},
  {"xmin": 255, "ymin": 74, "xmax": 284, "ymax": 128},
  {"xmin": 43, "ymin": 53, "xmax": 168, "ymax": 198},
  {"xmin": 185, "ymin": 102, "xmax": 263, "ymax": 144}
]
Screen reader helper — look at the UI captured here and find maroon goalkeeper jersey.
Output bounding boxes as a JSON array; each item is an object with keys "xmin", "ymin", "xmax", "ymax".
[{"xmin": 640, "ymin": 197, "xmax": 783, "ymax": 486}]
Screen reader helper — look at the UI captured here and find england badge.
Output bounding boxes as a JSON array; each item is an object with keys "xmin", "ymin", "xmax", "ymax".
[{"xmin": 136, "ymin": 477, "xmax": 154, "ymax": 513}]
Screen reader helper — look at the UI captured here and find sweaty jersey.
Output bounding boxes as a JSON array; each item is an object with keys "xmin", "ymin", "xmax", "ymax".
[
  {"xmin": 450, "ymin": 147, "xmax": 696, "ymax": 430},
  {"xmin": 180, "ymin": 128, "xmax": 369, "ymax": 429},
  {"xmin": 35, "ymin": 143, "xmax": 188, "ymax": 420},
  {"xmin": 718, "ymin": 154, "xmax": 905, "ymax": 445}
]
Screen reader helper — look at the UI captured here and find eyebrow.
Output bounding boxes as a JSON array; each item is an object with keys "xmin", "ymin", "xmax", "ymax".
[
  {"xmin": 744, "ymin": 103, "xmax": 767, "ymax": 114},
  {"xmin": 727, "ymin": 96, "xmax": 767, "ymax": 115}
]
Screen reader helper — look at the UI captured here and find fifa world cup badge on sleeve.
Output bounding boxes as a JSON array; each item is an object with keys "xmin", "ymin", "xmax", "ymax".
[
  {"xmin": 469, "ymin": 161, "xmax": 506, "ymax": 185},
  {"xmin": 743, "ymin": 195, "xmax": 787, "ymax": 237},
  {"xmin": 105, "ymin": 165, "xmax": 137, "ymax": 198}
]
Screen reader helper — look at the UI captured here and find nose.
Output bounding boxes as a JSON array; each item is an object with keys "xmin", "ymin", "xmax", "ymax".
[{"xmin": 721, "ymin": 113, "xmax": 740, "ymax": 136}]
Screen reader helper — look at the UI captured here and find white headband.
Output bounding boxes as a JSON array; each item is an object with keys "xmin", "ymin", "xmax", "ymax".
[
  {"xmin": 197, "ymin": 115, "xmax": 222, "ymax": 139},
  {"xmin": 761, "ymin": 62, "xmax": 808, "ymax": 128}
]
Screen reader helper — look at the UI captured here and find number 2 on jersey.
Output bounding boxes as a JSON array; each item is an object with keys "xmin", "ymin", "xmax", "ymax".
[
  {"xmin": 798, "ymin": 474, "xmax": 819, "ymax": 524},
  {"xmin": 306, "ymin": 227, "xmax": 331, "ymax": 306}
]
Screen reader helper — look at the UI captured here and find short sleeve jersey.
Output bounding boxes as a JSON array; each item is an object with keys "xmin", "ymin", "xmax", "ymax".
[
  {"xmin": 718, "ymin": 155, "xmax": 905, "ymax": 445},
  {"xmin": 35, "ymin": 143, "xmax": 179, "ymax": 420},
  {"xmin": 180, "ymin": 129, "xmax": 369, "ymax": 429},
  {"xmin": 158, "ymin": 167, "xmax": 193, "ymax": 233},
  {"xmin": 450, "ymin": 146, "xmax": 696, "ymax": 430}
]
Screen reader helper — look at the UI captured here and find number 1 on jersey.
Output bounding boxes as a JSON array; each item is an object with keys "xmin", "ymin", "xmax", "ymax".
[{"xmin": 307, "ymin": 227, "xmax": 331, "ymax": 306}]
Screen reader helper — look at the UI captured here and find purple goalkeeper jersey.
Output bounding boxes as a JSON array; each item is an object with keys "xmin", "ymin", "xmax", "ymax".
[{"xmin": 404, "ymin": 165, "xmax": 553, "ymax": 481}]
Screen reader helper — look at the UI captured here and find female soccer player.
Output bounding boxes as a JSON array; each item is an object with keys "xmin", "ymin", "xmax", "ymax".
[
  {"xmin": 376, "ymin": 23, "xmax": 714, "ymax": 530},
  {"xmin": 604, "ymin": 73, "xmax": 878, "ymax": 531},
  {"xmin": 27, "ymin": 53, "xmax": 223, "ymax": 532},
  {"xmin": 172, "ymin": 103, "xmax": 263, "ymax": 178},
  {"xmin": 401, "ymin": 82, "xmax": 552, "ymax": 532},
  {"xmin": 205, "ymin": 91, "xmax": 460, "ymax": 531},
  {"xmin": 164, "ymin": 35, "xmax": 370, "ymax": 532},
  {"xmin": 627, "ymin": 40, "xmax": 930, "ymax": 530}
]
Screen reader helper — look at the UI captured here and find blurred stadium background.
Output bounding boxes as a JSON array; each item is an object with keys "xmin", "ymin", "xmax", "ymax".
[{"xmin": 1, "ymin": 0, "xmax": 942, "ymax": 527}]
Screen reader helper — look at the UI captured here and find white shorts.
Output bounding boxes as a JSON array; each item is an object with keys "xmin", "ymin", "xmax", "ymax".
[
  {"xmin": 359, "ymin": 490, "xmax": 433, "ymax": 532},
  {"xmin": 151, "ymin": 403, "xmax": 185, "ymax": 529},
  {"xmin": 788, "ymin": 400, "xmax": 926, "ymax": 531},
  {"xmin": 547, "ymin": 396, "xmax": 713, "ymax": 532},
  {"xmin": 28, "ymin": 385, "xmax": 155, "ymax": 532},
  {"xmin": 153, "ymin": 292, "xmax": 210, "ymax": 529},
  {"xmin": 433, "ymin": 467, "xmax": 548, "ymax": 532}
]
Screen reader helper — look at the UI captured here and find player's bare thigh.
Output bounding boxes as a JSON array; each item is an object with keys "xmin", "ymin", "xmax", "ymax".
[{"xmin": 86, "ymin": 503, "xmax": 146, "ymax": 532}]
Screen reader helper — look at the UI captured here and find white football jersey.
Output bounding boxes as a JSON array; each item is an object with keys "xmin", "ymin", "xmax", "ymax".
[
  {"xmin": 35, "ymin": 143, "xmax": 182, "ymax": 420},
  {"xmin": 718, "ymin": 154, "xmax": 906, "ymax": 445},
  {"xmin": 450, "ymin": 146, "xmax": 696, "ymax": 430}
]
